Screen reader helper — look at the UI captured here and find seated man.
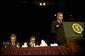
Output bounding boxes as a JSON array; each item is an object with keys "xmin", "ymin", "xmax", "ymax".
[
  {"xmin": 8, "ymin": 34, "xmax": 21, "ymax": 47},
  {"xmin": 28, "ymin": 35, "xmax": 39, "ymax": 47}
]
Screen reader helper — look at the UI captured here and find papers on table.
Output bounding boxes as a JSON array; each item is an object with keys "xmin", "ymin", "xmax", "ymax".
[
  {"xmin": 22, "ymin": 42, "xmax": 28, "ymax": 47},
  {"xmin": 40, "ymin": 40, "xmax": 48, "ymax": 47},
  {"xmin": 50, "ymin": 43, "xmax": 58, "ymax": 46}
]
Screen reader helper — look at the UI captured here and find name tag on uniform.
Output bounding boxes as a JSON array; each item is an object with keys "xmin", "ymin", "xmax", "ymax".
[{"xmin": 56, "ymin": 25, "xmax": 59, "ymax": 27}]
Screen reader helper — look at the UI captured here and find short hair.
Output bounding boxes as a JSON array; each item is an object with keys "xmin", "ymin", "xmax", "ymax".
[
  {"xmin": 30, "ymin": 35, "xmax": 36, "ymax": 40},
  {"xmin": 10, "ymin": 34, "xmax": 17, "ymax": 38},
  {"xmin": 56, "ymin": 12, "xmax": 63, "ymax": 16},
  {"xmin": 30, "ymin": 35, "xmax": 35, "ymax": 38}
]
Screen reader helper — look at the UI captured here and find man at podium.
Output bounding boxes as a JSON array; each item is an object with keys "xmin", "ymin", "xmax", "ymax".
[{"xmin": 51, "ymin": 12, "xmax": 66, "ymax": 45}]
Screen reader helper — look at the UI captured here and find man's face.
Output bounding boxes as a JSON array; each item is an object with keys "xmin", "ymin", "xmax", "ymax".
[
  {"xmin": 30, "ymin": 37, "xmax": 35, "ymax": 43},
  {"xmin": 11, "ymin": 37, "xmax": 16, "ymax": 43},
  {"xmin": 57, "ymin": 14, "xmax": 63, "ymax": 21}
]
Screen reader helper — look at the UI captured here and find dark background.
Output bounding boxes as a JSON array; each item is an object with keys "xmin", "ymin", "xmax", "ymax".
[{"xmin": 1, "ymin": 0, "xmax": 84, "ymax": 45}]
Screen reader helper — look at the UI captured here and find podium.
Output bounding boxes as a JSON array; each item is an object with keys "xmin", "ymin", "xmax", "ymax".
[{"xmin": 63, "ymin": 22, "xmax": 84, "ymax": 42}]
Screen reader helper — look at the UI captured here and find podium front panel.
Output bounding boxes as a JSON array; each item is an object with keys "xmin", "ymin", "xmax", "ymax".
[{"xmin": 63, "ymin": 22, "xmax": 84, "ymax": 42}]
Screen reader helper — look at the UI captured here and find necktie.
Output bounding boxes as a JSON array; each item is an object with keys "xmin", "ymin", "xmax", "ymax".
[
  {"xmin": 33, "ymin": 44, "xmax": 34, "ymax": 47},
  {"xmin": 12, "ymin": 43, "xmax": 15, "ymax": 45}
]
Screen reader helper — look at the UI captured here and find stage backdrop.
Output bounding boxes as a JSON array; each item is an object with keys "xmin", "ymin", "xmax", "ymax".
[{"xmin": 63, "ymin": 22, "xmax": 84, "ymax": 42}]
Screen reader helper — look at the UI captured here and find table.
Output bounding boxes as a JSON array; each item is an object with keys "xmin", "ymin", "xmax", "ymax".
[{"xmin": 1, "ymin": 44, "xmax": 80, "ymax": 55}]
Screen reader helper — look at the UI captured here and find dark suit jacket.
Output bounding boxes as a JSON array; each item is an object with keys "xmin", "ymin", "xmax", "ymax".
[
  {"xmin": 51, "ymin": 20, "xmax": 61, "ymax": 34},
  {"xmin": 7, "ymin": 42, "xmax": 21, "ymax": 47},
  {"xmin": 28, "ymin": 42, "xmax": 39, "ymax": 47},
  {"xmin": 51, "ymin": 20, "xmax": 66, "ymax": 45}
]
